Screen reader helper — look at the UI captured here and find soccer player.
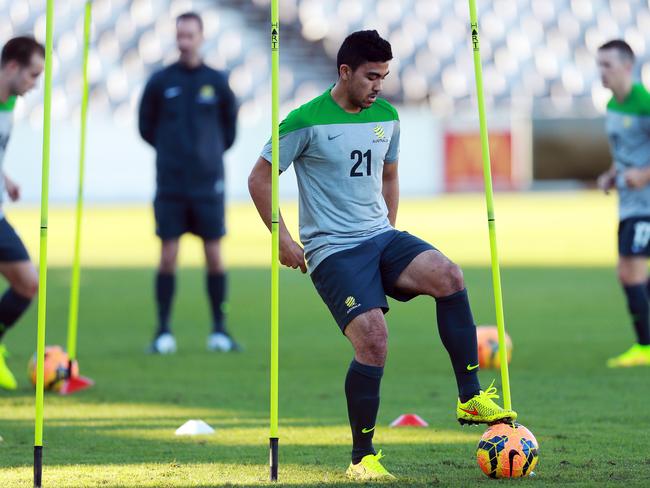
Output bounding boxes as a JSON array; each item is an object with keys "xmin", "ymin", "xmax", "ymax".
[
  {"xmin": 0, "ymin": 37, "xmax": 44, "ymax": 390},
  {"xmin": 139, "ymin": 12, "xmax": 240, "ymax": 353},
  {"xmin": 597, "ymin": 40, "xmax": 650, "ymax": 367},
  {"xmin": 248, "ymin": 30, "xmax": 516, "ymax": 479}
]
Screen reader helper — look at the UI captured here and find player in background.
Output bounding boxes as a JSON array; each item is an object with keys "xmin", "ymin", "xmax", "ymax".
[
  {"xmin": 139, "ymin": 12, "xmax": 240, "ymax": 354},
  {"xmin": 248, "ymin": 30, "xmax": 516, "ymax": 480},
  {"xmin": 0, "ymin": 36, "xmax": 44, "ymax": 389},
  {"xmin": 597, "ymin": 40, "xmax": 650, "ymax": 367}
]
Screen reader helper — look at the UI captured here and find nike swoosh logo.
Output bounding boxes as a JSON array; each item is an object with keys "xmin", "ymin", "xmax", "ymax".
[
  {"xmin": 328, "ymin": 133, "xmax": 343, "ymax": 140},
  {"xmin": 508, "ymin": 449, "xmax": 520, "ymax": 477},
  {"xmin": 164, "ymin": 86, "xmax": 181, "ymax": 98},
  {"xmin": 361, "ymin": 426, "xmax": 375, "ymax": 434},
  {"xmin": 460, "ymin": 407, "xmax": 479, "ymax": 416},
  {"xmin": 467, "ymin": 363, "xmax": 479, "ymax": 371}
]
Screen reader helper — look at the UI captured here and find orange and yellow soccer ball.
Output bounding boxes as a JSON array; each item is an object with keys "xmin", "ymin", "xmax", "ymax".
[
  {"xmin": 476, "ymin": 325, "xmax": 512, "ymax": 369},
  {"xmin": 27, "ymin": 345, "xmax": 76, "ymax": 392},
  {"xmin": 477, "ymin": 422, "xmax": 539, "ymax": 478}
]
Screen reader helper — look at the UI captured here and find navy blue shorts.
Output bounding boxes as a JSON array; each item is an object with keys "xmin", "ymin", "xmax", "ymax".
[
  {"xmin": 0, "ymin": 218, "xmax": 30, "ymax": 262},
  {"xmin": 154, "ymin": 195, "xmax": 225, "ymax": 240},
  {"xmin": 619, "ymin": 216, "xmax": 650, "ymax": 257},
  {"xmin": 310, "ymin": 230, "xmax": 435, "ymax": 332}
]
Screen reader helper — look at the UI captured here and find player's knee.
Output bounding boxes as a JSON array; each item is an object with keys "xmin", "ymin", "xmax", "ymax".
[
  {"xmin": 15, "ymin": 271, "xmax": 38, "ymax": 299},
  {"xmin": 370, "ymin": 329, "xmax": 388, "ymax": 354},
  {"xmin": 617, "ymin": 264, "xmax": 640, "ymax": 285},
  {"xmin": 24, "ymin": 281, "xmax": 38, "ymax": 300},
  {"xmin": 438, "ymin": 262, "xmax": 464, "ymax": 296},
  {"xmin": 357, "ymin": 329, "xmax": 388, "ymax": 364},
  {"xmin": 159, "ymin": 252, "xmax": 178, "ymax": 273},
  {"xmin": 159, "ymin": 261, "xmax": 176, "ymax": 273},
  {"xmin": 348, "ymin": 312, "xmax": 387, "ymax": 365},
  {"xmin": 205, "ymin": 249, "xmax": 224, "ymax": 273},
  {"xmin": 357, "ymin": 337, "xmax": 387, "ymax": 365}
]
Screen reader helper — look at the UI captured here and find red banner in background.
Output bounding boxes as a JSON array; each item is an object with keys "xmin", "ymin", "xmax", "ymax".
[{"xmin": 444, "ymin": 131, "xmax": 514, "ymax": 192}]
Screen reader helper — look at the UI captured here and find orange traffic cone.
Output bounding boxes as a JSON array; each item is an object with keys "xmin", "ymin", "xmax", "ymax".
[
  {"xmin": 389, "ymin": 414, "xmax": 428, "ymax": 427},
  {"xmin": 59, "ymin": 360, "xmax": 94, "ymax": 395}
]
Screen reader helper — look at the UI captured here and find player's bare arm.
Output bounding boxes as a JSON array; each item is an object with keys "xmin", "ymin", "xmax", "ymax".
[
  {"xmin": 382, "ymin": 160, "xmax": 399, "ymax": 227},
  {"xmin": 248, "ymin": 156, "xmax": 307, "ymax": 273},
  {"xmin": 597, "ymin": 164, "xmax": 616, "ymax": 194},
  {"xmin": 3, "ymin": 173, "xmax": 19, "ymax": 201}
]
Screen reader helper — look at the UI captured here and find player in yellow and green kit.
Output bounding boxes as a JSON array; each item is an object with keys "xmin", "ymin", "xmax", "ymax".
[{"xmin": 248, "ymin": 30, "xmax": 515, "ymax": 480}]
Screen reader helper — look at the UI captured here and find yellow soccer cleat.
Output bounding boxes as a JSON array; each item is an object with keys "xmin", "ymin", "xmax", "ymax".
[
  {"xmin": 607, "ymin": 344, "xmax": 650, "ymax": 368},
  {"xmin": 457, "ymin": 380, "xmax": 517, "ymax": 425},
  {"xmin": 0, "ymin": 344, "xmax": 17, "ymax": 390},
  {"xmin": 346, "ymin": 450, "xmax": 396, "ymax": 481}
]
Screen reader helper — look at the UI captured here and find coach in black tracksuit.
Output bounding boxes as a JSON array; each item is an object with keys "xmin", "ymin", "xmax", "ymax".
[{"xmin": 138, "ymin": 11, "xmax": 240, "ymax": 353}]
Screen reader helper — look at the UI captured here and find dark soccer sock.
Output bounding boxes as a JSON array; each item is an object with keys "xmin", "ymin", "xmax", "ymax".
[
  {"xmin": 435, "ymin": 289, "xmax": 481, "ymax": 402},
  {"xmin": 207, "ymin": 272, "xmax": 227, "ymax": 334},
  {"xmin": 155, "ymin": 272, "xmax": 175, "ymax": 335},
  {"xmin": 345, "ymin": 359, "xmax": 383, "ymax": 464},
  {"xmin": 623, "ymin": 284, "xmax": 650, "ymax": 346},
  {"xmin": 0, "ymin": 288, "xmax": 32, "ymax": 340}
]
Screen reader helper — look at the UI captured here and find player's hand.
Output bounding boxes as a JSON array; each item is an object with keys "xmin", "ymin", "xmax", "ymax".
[
  {"xmin": 279, "ymin": 237, "xmax": 307, "ymax": 273},
  {"xmin": 623, "ymin": 168, "xmax": 649, "ymax": 190},
  {"xmin": 5, "ymin": 177, "xmax": 20, "ymax": 202},
  {"xmin": 597, "ymin": 171, "xmax": 616, "ymax": 194}
]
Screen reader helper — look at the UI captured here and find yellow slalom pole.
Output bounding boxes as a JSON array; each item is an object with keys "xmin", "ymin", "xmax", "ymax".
[
  {"xmin": 467, "ymin": 0, "xmax": 512, "ymax": 410},
  {"xmin": 269, "ymin": 0, "xmax": 280, "ymax": 481},
  {"xmin": 67, "ymin": 0, "xmax": 91, "ymax": 365},
  {"xmin": 34, "ymin": 0, "xmax": 55, "ymax": 486}
]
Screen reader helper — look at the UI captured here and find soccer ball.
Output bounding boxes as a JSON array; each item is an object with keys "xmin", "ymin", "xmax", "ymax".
[
  {"xmin": 27, "ymin": 345, "xmax": 77, "ymax": 392},
  {"xmin": 476, "ymin": 422, "xmax": 539, "ymax": 478},
  {"xmin": 476, "ymin": 325, "xmax": 512, "ymax": 369}
]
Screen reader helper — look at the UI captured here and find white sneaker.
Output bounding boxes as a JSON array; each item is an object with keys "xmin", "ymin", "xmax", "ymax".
[
  {"xmin": 207, "ymin": 332, "xmax": 241, "ymax": 352},
  {"xmin": 149, "ymin": 333, "xmax": 177, "ymax": 354}
]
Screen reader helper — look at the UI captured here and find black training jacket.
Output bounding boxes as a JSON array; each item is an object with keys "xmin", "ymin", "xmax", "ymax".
[{"xmin": 138, "ymin": 62, "xmax": 238, "ymax": 198}]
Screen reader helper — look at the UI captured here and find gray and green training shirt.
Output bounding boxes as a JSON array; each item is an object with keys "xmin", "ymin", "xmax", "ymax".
[
  {"xmin": 0, "ymin": 96, "xmax": 16, "ymax": 217},
  {"xmin": 606, "ymin": 83, "xmax": 650, "ymax": 220},
  {"xmin": 261, "ymin": 88, "xmax": 400, "ymax": 272}
]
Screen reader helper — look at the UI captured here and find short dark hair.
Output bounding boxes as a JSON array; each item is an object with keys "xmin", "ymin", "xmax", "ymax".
[
  {"xmin": 1, "ymin": 36, "xmax": 45, "ymax": 68},
  {"xmin": 337, "ymin": 30, "xmax": 393, "ymax": 74},
  {"xmin": 599, "ymin": 39, "xmax": 635, "ymax": 62},
  {"xmin": 176, "ymin": 12, "xmax": 203, "ymax": 31}
]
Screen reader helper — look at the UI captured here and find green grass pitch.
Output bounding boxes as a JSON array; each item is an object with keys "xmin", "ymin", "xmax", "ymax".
[{"xmin": 1, "ymin": 266, "xmax": 650, "ymax": 486}]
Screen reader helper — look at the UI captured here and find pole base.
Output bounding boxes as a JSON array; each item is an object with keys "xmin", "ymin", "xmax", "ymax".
[
  {"xmin": 269, "ymin": 437, "xmax": 278, "ymax": 481},
  {"xmin": 34, "ymin": 445, "xmax": 42, "ymax": 488}
]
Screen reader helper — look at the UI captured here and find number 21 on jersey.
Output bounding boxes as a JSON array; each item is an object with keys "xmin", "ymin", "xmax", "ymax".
[{"xmin": 350, "ymin": 149, "xmax": 372, "ymax": 177}]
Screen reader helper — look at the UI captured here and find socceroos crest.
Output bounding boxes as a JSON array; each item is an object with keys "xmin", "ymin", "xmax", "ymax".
[
  {"xmin": 198, "ymin": 85, "xmax": 216, "ymax": 103},
  {"xmin": 372, "ymin": 124, "xmax": 389, "ymax": 143},
  {"xmin": 345, "ymin": 296, "xmax": 361, "ymax": 314}
]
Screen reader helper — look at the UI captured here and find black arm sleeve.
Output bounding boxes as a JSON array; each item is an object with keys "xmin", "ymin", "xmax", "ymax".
[
  {"xmin": 219, "ymin": 76, "xmax": 238, "ymax": 151},
  {"xmin": 138, "ymin": 75, "xmax": 160, "ymax": 146}
]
